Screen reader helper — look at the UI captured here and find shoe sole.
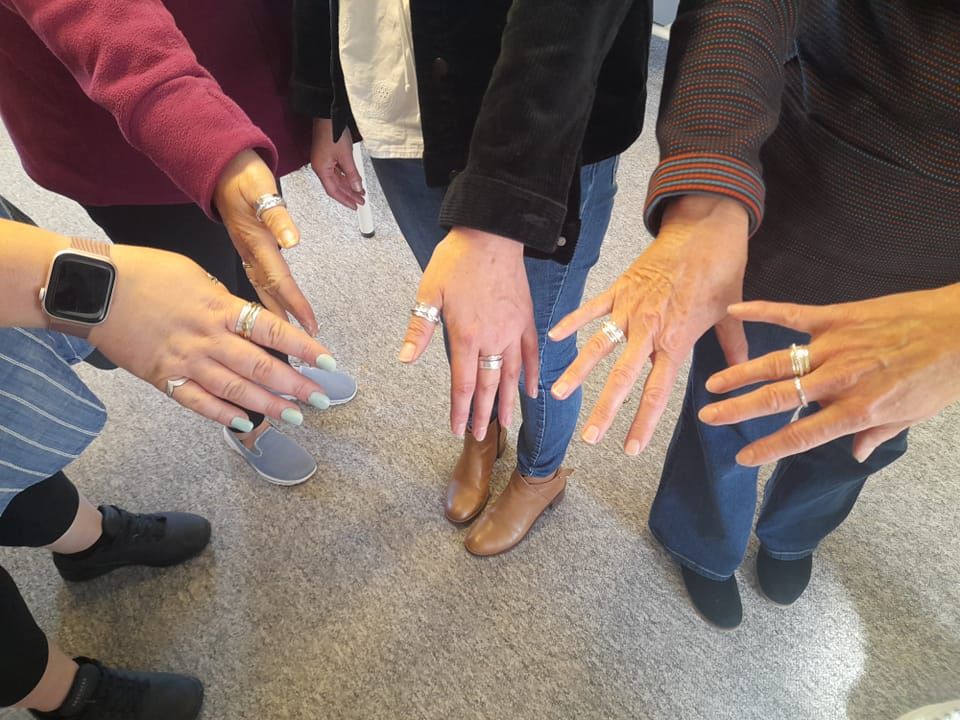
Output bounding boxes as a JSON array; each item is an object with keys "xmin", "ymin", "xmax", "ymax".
[
  {"xmin": 223, "ymin": 434, "xmax": 317, "ymax": 486},
  {"xmin": 280, "ymin": 385, "xmax": 358, "ymax": 406}
]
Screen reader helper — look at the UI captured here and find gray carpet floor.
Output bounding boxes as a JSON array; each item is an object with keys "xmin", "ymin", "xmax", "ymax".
[{"xmin": 2, "ymin": 37, "xmax": 959, "ymax": 720}]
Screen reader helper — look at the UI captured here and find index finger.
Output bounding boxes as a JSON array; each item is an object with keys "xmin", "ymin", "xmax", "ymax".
[
  {"xmin": 548, "ymin": 289, "xmax": 613, "ymax": 342},
  {"xmin": 246, "ymin": 239, "xmax": 319, "ymax": 335},
  {"xmin": 259, "ymin": 204, "xmax": 300, "ymax": 250}
]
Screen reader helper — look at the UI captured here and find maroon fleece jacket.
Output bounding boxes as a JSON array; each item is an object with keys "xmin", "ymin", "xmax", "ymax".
[{"xmin": 0, "ymin": 0, "xmax": 311, "ymax": 217}]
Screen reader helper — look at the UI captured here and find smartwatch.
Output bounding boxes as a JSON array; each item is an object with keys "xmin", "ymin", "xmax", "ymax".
[{"xmin": 39, "ymin": 238, "xmax": 117, "ymax": 339}]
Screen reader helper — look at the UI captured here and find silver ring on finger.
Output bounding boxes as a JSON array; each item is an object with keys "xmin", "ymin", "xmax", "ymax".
[
  {"xmin": 411, "ymin": 302, "xmax": 442, "ymax": 325},
  {"xmin": 254, "ymin": 193, "xmax": 286, "ymax": 222},
  {"xmin": 478, "ymin": 354, "xmax": 504, "ymax": 371},
  {"xmin": 794, "ymin": 376, "xmax": 810, "ymax": 408},
  {"xmin": 601, "ymin": 319, "xmax": 627, "ymax": 346},
  {"xmin": 165, "ymin": 377, "xmax": 189, "ymax": 398},
  {"xmin": 235, "ymin": 301, "xmax": 264, "ymax": 340},
  {"xmin": 790, "ymin": 343, "xmax": 811, "ymax": 377}
]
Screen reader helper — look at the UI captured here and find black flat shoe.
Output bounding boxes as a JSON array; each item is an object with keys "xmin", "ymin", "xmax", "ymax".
[
  {"xmin": 680, "ymin": 565, "xmax": 742, "ymax": 629},
  {"xmin": 53, "ymin": 506, "xmax": 211, "ymax": 582},
  {"xmin": 756, "ymin": 546, "xmax": 812, "ymax": 606},
  {"xmin": 30, "ymin": 658, "xmax": 203, "ymax": 720}
]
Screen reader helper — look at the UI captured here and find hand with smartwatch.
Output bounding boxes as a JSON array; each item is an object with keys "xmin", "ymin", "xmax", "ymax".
[{"xmin": 3, "ymin": 218, "xmax": 335, "ymax": 430}]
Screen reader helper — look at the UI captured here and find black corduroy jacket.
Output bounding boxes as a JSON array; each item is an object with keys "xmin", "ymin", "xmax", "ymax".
[{"xmin": 291, "ymin": 0, "xmax": 651, "ymax": 262}]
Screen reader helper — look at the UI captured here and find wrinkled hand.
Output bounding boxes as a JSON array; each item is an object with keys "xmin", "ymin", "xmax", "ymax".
[
  {"xmin": 549, "ymin": 195, "xmax": 749, "ymax": 454},
  {"xmin": 310, "ymin": 118, "xmax": 365, "ymax": 210},
  {"xmin": 699, "ymin": 284, "xmax": 960, "ymax": 466},
  {"xmin": 399, "ymin": 227, "xmax": 539, "ymax": 439},
  {"xmin": 213, "ymin": 149, "xmax": 318, "ymax": 335},
  {"xmin": 90, "ymin": 245, "xmax": 335, "ymax": 429}
]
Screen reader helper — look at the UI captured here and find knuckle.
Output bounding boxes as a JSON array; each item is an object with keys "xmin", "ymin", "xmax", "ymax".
[
  {"xmin": 264, "ymin": 316, "xmax": 285, "ymax": 348},
  {"xmin": 587, "ymin": 335, "xmax": 609, "ymax": 356},
  {"xmin": 641, "ymin": 384, "xmax": 669, "ymax": 409},
  {"xmin": 609, "ymin": 365, "xmax": 638, "ymax": 389},
  {"xmin": 251, "ymin": 355, "xmax": 275, "ymax": 384},
  {"xmin": 452, "ymin": 381, "xmax": 475, "ymax": 398},
  {"xmin": 220, "ymin": 378, "xmax": 247, "ymax": 404}
]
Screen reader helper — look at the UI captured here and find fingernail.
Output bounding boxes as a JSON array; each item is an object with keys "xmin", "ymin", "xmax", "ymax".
[
  {"xmin": 699, "ymin": 406, "xmax": 717, "ymax": 423},
  {"xmin": 583, "ymin": 425, "xmax": 600, "ymax": 444},
  {"xmin": 854, "ymin": 450, "xmax": 869, "ymax": 463},
  {"xmin": 281, "ymin": 407, "xmax": 303, "ymax": 426},
  {"xmin": 230, "ymin": 417, "xmax": 254, "ymax": 433},
  {"xmin": 308, "ymin": 392, "xmax": 331, "ymax": 410},
  {"xmin": 398, "ymin": 342, "xmax": 416, "ymax": 363},
  {"xmin": 315, "ymin": 354, "xmax": 337, "ymax": 371},
  {"xmin": 351, "ymin": 181, "xmax": 363, "ymax": 193},
  {"xmin": 281, "ymin": 230, "xmax": 299, "ymax": 249},
  {"xmin": 552, "ymin": 381, "xmax": 568, "ymax": 399},
  {"xmin": 625, "ymin": 439, "xmax": 641, "ymax": 456},
  {"xmin": 547, "ymin": 328, "xmax": 559, "ymax": 341},
  {"xmin": 705, "ymin": 377, "xmax": 720, "ymax": 393},
  {"xmin": 737, "ymin": 450, "xmax": 756, "ymax": 466},
  {"xmin": 454, "ymin": 423, "xmax": 466, "ymax": 438},
  {"xmin": 475, "ymin": 428, "xmax": 487, "ymax": 442}
]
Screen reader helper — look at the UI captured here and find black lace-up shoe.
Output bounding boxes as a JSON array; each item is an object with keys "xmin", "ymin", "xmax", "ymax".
[
  {"xmin": 30, "ymin": 658, "xmax": 203, "ymax": 720},
  {"xmin": 53, "ymin": 506, "xmax": 211, "ymax": 582},
  {"xmin": 680, "ymin": 565, "xmax": 743, "ymax": 629}
]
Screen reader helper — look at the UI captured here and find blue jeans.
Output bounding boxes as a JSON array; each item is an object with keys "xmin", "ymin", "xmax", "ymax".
[
  {"xmin": 649, "ymin": 322, "xmax": 909, "ymax": 580},
  {"xmin": 371, "ymin": 157, "xmax": 619, "ymax": 477}
]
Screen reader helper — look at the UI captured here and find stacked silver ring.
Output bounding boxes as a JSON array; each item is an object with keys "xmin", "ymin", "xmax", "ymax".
[
  {"xmin": 601, "ymin": 319, "xmax": 627, "ymax": 346},
  {"xmin": 478, "ymin": 354, "xmax": 504, "ymax": 371},
  {"xmin": 790, "ymin": 343, "xmax": 812, "ymax": 408},
  {"xmin": 254, "ymin": 193, "xmax": 287, "ymax": 222},
  {"xmin": 235, "ymin": 301, "xmax": 264, "ymax": 340},
  {"xmin": 411, "ymin": 302, "xmax": 442, "ymax": 325}
]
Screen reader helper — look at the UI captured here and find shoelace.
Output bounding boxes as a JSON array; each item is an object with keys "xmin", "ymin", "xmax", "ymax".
[
  {"xmin": 113, "ymin": 508, "xmax": 166, "ymax": 544},
  {"xmin": 84, "ymin": 669, "xmax": 147, "ymax": 720}
]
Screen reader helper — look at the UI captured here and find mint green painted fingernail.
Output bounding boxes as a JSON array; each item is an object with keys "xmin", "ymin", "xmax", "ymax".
[
  {"xmin": 281, "ymin": 408, "xmax": 303, "ymax": 426},
  {"xmin": 308, "ymin": 392, "xmax": 331, "ymax": 410},
  {"xmin": 315, "ymin": 354, "xmax": 337, "ymax": 371},
  {"xmin": 230, "ymin": 417, "xmax": 254, "ymax": 433}
]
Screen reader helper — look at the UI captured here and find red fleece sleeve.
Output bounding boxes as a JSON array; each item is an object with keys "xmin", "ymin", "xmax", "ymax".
[{"xmin": 6, "ymin": 0, "xmax": 277, "ymax": 218}]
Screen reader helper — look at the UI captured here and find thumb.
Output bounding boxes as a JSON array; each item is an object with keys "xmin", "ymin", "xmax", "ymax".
[
  {"xmin": 339, "ymin": 145, "xmax": 365, "ymax": 195},
  {"xmin": 851, "ymin": 422, "xmax": 908, "ymax": 463},
  {"xmin": 715, "ymin": 314, "xmax": 749, "ymax": 367},
  {"xmin": 260, "ymin": 204, "xmax": 301, "ymax": 250}
]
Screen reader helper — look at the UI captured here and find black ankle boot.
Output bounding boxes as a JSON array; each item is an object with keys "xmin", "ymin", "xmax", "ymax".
[
  {"xmin": 30, "ymin": 658, "xmax": 203, "ymax": 720},
  {"xmin": 680, "ymin": 565, "xmax": 743, "ymax": 629},
  {"xmin": 53, "ymin": 506, "xmax": 211, "ymax": 582},
  {"xmin": 756, "ymin": 546, "xmax": 812, "ymax": 605}
]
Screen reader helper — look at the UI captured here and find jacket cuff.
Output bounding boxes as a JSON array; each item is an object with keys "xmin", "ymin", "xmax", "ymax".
[
  {"xmin": 127, "ymin": 80, "xmax": 278, "ymax": 219},
  {"xmin": 290, "ymin": 80, "xmax": 333, "ymax": 119},
  {"xmin": 439, "ymin": 172, "xmax": 568, "ymax": 254},
  {"xmin": 644, "ymin": 154, "xmax": 765, "ymax": 236}
]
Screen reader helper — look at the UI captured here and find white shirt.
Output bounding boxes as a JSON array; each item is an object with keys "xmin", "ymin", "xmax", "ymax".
[{"xmin": 338, "ymin": 1, "xmax": 424, "ymax": 159}]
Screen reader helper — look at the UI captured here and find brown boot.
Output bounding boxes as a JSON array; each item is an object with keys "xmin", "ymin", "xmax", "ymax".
[
  {"xmin": 445, "ymin": 418, "xmax": 506, "ymax": 524},
  {"xmin": 464, "ymin": 468, "xmax": 571, "ymax": 557}
]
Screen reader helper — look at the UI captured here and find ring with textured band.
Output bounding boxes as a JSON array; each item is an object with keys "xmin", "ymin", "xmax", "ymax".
[
  {"xmin": 254, "ymin": 193, "xmax": 287, "ymax": 222},
  {"xmin": 165, "ymin": 377, "xmax": 189, "ymax": 398},
  {"xmin": 411, "ymin": 302, "xmax": 442, "ymax": 325},
  {"xmin": 794, "ymin": 376, "xmax": 810, "ymax": 408},
  {"xmin": 790, "ymin": 343, "xmax": 811, "ymax": 377},
  {"xmin": 478, "ymin": 354, "xmax": 504, "ymax": 371},
  {"xmin": 235, "ymin": 301, "xmax": 264, "ymax": 340},
  {"xmin": 601, "ymin": 319, "xmax": 627, "ymax": 346}
]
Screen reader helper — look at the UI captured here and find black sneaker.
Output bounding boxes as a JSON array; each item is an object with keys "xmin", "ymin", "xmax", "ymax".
[
  {"xmin": 756, "ymin": 546, "xmax": 813, "ymax": 606},
  {"xmin": 680, "ymin": 565, "xmax": 743, "ymax": 629},
  {"xmin": 30, "ymin": 657, "xmax": 203, "ymax": 720},
  {"xmin": 53, "ymin": 506, "xmax": 211, "ymax": 582}
]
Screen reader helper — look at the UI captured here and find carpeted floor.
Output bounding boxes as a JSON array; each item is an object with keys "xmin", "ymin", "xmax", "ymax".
[{"xmin": 2, "ymin": 37, "xmax": 959, "ymax": 720}]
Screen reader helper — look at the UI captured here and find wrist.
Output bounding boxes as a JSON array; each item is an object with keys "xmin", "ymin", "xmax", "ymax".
[
  {"xmin": 451, "ymin": 226, "xmax": 524, "ymax": 258},
  {"xmin": 662, "ymin": 194, "xmax": 749, "ymax": 230}
]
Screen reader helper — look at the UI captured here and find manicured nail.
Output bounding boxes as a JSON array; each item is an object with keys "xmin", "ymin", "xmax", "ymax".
[
  {"xmin": 281, "ymin": 230, "xmax": 299, "ymax": 249},
  {"xmin": 583, "ymin": 425, "xmax": 600, "ymax": 444},
  {"xmin": 230, "ymin": 417, "xmax": 254, "ymax": 433},
  {"xmin": 552, "ymin": 381, "xmax": 569, "ymax": 399},
  {"xmin": 351, "ymin": 181, "xmax": 364, "ymax": 193},
  {"xmin": 625, "ymin": 439, "xmax": 641, "ymax": 456},
  {"xmin": 308, "ymin": 392, "xmax": 331, "ymax": 410},
  {"xmin": 281, "ymin": 407, "xmax": 303, "ymax": 426},
  {"xmin": 315, "ymin": 354, "xmax": 337, "ymax": 371},
  {"xmin": 398, "ymin": 342, "xmax": 416, "ymax": 363}
]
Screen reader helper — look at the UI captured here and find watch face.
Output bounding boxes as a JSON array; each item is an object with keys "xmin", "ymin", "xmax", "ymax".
[{"xmin": 43, "ymin": 254, "xmax": 116, "ymax": 324}]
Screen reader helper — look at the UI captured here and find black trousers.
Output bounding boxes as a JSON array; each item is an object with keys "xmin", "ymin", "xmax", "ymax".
[
  {"xmin": 0, "ymin": 471, "xmax": 81, "ymax": 707},
  {"xmin": 83, "ymin": 202, "xmax": 287, "ymax": 430}
]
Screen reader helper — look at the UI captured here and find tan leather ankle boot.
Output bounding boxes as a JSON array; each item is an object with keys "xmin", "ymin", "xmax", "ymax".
[
  {"xmin": 464, "ymin": 467, "xmax": 571, "ymax": 557},
  {"xmin": 444, "ymin": 418, "xmax": 506, "ymax": 524}
]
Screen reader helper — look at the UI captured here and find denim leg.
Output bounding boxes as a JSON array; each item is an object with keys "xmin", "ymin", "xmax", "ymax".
[
  {"xmin": 755, "ymin": 425, "xmax": 908, "ymax": 559},
  {"xmin": 648, "ymin": 322, "xmax": 808, "ymax": 580},
  {"xmin": 371, "ymin": 156, "xmax": 619, "ymax": 473},
  {"xmin": 517, "ymin": 156, "xmax": 619, "ymax": 476}
]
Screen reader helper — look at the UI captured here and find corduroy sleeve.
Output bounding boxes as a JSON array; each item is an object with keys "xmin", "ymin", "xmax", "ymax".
[
  {"xmin": 6, "ymin": 0, "xmax": 277, "ymax": 220},
  {"xmin": 439, "ymin": 0, "xmax": 635, "ymax": 255},
  {"xmin": 644, "ymin": 0, "xmax": 804, "ymax": 236},
  {"xmin": 290, "ymin": 0, "xmax": 334, "ymax": 119}
]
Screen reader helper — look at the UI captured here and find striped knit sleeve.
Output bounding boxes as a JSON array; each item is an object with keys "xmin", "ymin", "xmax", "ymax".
[{"xmin": 644, "ymin": 0, "xmax": 804, "ymax": 235}]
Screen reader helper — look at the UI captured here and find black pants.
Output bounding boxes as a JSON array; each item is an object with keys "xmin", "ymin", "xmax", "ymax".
[
  {"xmin": 0, "ymin": 471, "xmax": 81, "ymax": 706},
  {"xmin": 83, "ymin": 202, "xmax": 287, "ymax": 430}
]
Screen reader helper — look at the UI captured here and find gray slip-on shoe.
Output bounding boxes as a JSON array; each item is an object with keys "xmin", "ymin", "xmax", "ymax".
[
  {"xmin": 283, "ymin": 367, "xmax": 358, "ymax": 406},
  {"xmin": 222, "ymin": 426, "xmax": 317, "ymax": 486}
]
